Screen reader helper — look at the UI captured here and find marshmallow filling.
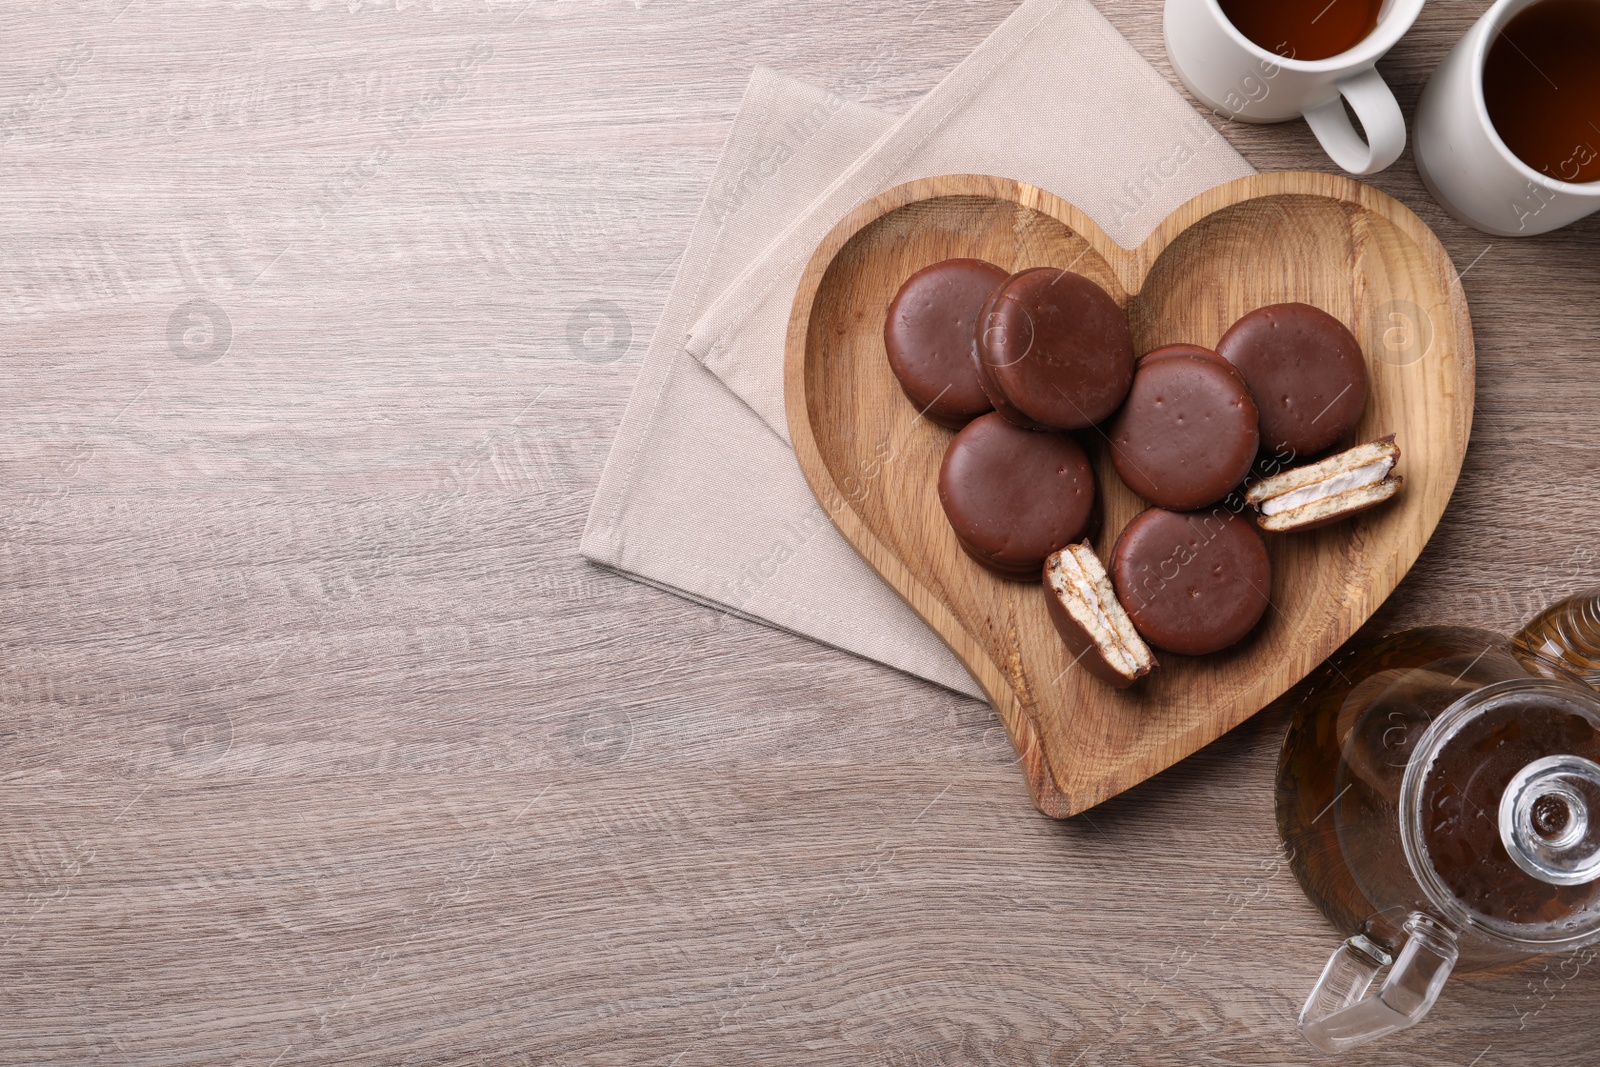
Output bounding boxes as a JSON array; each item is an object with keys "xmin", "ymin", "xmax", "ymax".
[
  {"xmin": 1259, "ymin": 455, "xmax": 1397, "ymax": 516},
  {"xmin": 1046, "ymin": 546, "xmax": 1152, "ymax": 679}
]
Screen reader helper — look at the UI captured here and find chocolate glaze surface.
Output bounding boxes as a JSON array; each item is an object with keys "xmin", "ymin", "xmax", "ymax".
[
  {"xmin": 978, "ymin": 268, "xmax": 1134, "ymax": 430},
  {"xmin": 884, "ymin": 258, "xmax": 1008, "ymax": 429},
  {"xmin": 938, "ymin": 413, "xmax": 1098, "ymax": 581},
  {"xmin": 1108, "ymin": 345, "xmax": 1260, "ymax": 511},
  {"xmin": 1216, "ymin": 302, "xmax": 1368, "ymax": 456},
  {"xmin": 1110, "ymin": 506, "xmax": 1272, "ymax": 655},
  {"xmin": 1136, "ymin": 342, "xmax": 1237, "ymax": 373},
  {"xmin": 972, "ymin": 282, "xmax": 1048, "ymax": 431}
]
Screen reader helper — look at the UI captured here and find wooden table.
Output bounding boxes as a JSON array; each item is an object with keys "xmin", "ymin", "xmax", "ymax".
[{"xmin": 3, "ymin": 2, "xmax": 1596, "ymax": 1064}]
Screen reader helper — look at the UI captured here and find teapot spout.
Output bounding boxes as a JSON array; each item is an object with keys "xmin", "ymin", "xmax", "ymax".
[
  {"xmin": 1299, "ymin": 913, "xmax": 1458, "ymax": 1052},
  {"xmin": 1513, "ymin": 591, "xmax": 1600, "ymax": 690}
]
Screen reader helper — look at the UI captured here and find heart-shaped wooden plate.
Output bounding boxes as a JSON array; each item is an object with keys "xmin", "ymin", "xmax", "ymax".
[{"xmin": 784, "ymin": 172, "xmax": 1473, "ymax": 817}]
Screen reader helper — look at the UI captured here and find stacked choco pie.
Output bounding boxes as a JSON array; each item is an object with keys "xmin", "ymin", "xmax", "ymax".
[{"xmin": 883, "ymin": 259, "xmax": 1402, "ymax": 689}]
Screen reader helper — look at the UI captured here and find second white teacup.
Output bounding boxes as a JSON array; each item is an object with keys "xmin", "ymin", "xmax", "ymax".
[
  {"xmin": 1414, "ymin": 0, "xmax": 1600, "ymax": 236},
  {"xmin": 1164, "ymin": 0, "xmax": 1425, "ymax": 176}
]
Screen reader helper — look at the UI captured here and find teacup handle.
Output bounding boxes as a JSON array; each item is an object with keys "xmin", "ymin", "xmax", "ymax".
[
  {"xmin": 1302, "ymin": 67, "xmax": 1407, "ymax": 176},
  {"xmin": 1298, "ymin": 913, "xmax": 1459, "ymax": 1053}
]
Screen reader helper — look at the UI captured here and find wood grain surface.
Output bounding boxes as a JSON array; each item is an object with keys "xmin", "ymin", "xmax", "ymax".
[
  {"xmin": 2, "ymin": 2, "xmax": 1598, "ymax": 1065},
  {"xmin": 786, "ymin": 171, "xmax": 1473, "ymax": 816}
]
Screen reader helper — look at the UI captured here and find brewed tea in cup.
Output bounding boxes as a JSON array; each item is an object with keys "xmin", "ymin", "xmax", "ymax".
[
  {"xmin": 1481, "ymin": 0, "xmax": 1600, "ymax": 184},
  {"xmin": 1415, "ymin": 0, "xmax": 1600, "ymax": 234},
  {"xmin": 1217, "ymin": 0, "xmax": 1384, "ymax": 61}
]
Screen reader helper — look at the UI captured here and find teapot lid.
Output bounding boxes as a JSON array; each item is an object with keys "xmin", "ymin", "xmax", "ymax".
[{"xmin": 1401, "ymin": 679, "xmax": 1600, "ymax": 946}]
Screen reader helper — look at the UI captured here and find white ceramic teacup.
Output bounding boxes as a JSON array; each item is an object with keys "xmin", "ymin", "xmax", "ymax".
[
  {"xmin": 1414, "ymin": 0, "xmax": 1600, "ymax": 236},
  {"xmin": 1164, "ymin": 0, "xmax": 1425, "ymax": 176}
]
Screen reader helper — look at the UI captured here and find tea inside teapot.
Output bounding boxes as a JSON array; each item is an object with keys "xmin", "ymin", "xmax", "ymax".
[{"xmin": 1277, "ymin": 592, "xmax": 1600, "ymax": 1051}]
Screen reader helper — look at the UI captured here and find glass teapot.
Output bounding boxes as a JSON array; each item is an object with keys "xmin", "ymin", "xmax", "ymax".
[{"xmin": 1277, "ymin": 592, "xmax": 1600, "ymax": 1052}]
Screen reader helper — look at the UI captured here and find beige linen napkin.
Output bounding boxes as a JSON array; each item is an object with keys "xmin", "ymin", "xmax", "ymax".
[
  {"xmin": 583, "ymin": 1, "xmax": 1256, "ymax": 696},
  {"xmin": 581, "ymin": 68, "xmax": 986, "ymax": 697},
  {"xmin": 685, "ymin": 0, "xmax": 1255, "ymax": 440}
]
